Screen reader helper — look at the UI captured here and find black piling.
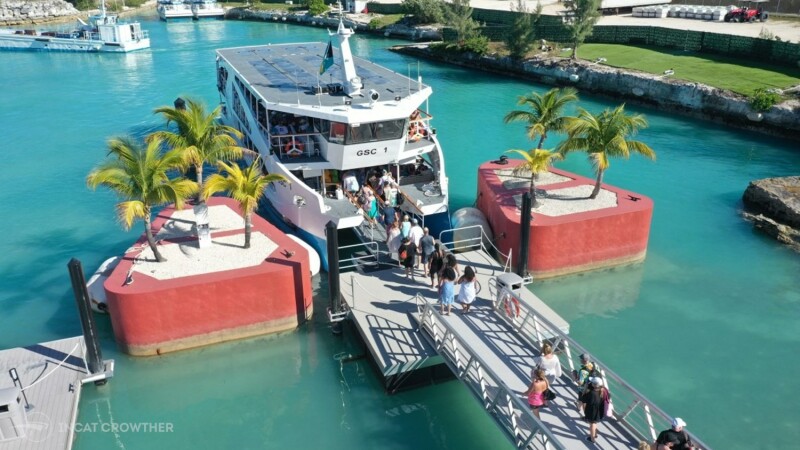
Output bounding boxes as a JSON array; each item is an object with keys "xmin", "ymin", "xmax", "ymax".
[
  {"xmin": 67, "ymin": 258, "xmax": 104, "ymax": 379},
  {"xmin": 516, "ymin": 192, "xmax": 532, "ymax": 278},
  {"xmin": 173, "ymin": 97, "xmax": 186, "ymax": 110},
  {"xmin": 325, "ymin": 221, "xmax": 342, "ymax": 335}
]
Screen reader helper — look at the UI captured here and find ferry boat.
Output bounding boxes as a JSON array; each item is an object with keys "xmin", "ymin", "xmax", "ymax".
[
  {"xmin": 0, "ymin": 2, "xmax": 149, "ymax": 53},
  {"xmin": 215, "ymin": 19, "xmax": 450, "ymax": 269},
  {"xmin": 157, "ymin": 0, "xmax": 194, "ymax": 20},
  {"xmin": 191, "ymin": 0, "xmax": 226, "ymax": 19}
]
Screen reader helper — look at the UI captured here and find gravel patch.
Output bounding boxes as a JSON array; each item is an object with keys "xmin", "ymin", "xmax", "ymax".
[
  {"xmin": 131, "ymin": 233, "xmax": 278, "ymax": 280},
  {"xmin": 156, "ymin": 205, "xmax": 245, "ymax": 240},
  {"xmin": 513, "ymin": 185, "xmax": 618, "ymax": 217},
  {"xmin": 495, "ymin": 168, "xmax": 571, "ymax": 190}
]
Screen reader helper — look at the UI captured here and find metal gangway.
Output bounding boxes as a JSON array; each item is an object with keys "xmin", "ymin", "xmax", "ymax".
[{"xmin": 410, "ymin": 226, "xmax": 711, "ymax": 450}]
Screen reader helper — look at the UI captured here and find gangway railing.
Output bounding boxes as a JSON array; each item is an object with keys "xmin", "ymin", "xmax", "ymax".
[
  {"xmin": 416, "ymin": 297, "xmax": 566, "ymax": 450},
  {"xmin": 438, "ymin": 224, "xmax": 513, "ymax": 273},
  {"xmin": 492, "ymin": 286, "xmax": 712, "ymax": 450},
  {"xmin": 338, "ymin": 241, "xmax": 380, "ymax": 270}
]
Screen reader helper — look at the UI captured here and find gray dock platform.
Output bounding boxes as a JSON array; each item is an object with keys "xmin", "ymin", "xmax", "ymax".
[
  {"xmin": 340, "ymin": 244, "xmax": 709, "ymax": 449},
  {"xmin": 0, "ymin": 336, "xmax": 88, "ymax": 449},
  {"xmin": 339, "ymin": 249, "xmax": 569, "ymax": 390}
]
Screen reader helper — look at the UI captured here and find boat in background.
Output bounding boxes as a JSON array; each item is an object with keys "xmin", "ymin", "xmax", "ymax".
[
  {"xmin": 215, "ymin": 18, "xmax": 450, "ymax": 269},
  {"xmin": 0, "ymin": 1, "xmax": 149, "ymax": 52},
  {"xmin": 191, "ymin": 0, "xmax": 226, "ymax": 19},
  {"xmin": 158, "ymin": 0, "xmax": 225, "ymax": 20},
  {"xmin": 157, "ymin": 0, "xmax": 194, "ymax": 20}
]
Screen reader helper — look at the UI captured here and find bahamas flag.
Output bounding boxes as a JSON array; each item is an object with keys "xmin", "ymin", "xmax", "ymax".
[{"xmin": 319, "ymin": 40, "xmax": 334, "ymax": 75}]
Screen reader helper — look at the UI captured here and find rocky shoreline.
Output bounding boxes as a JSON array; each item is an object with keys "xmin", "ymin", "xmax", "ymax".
[
  {"xmin": 1, "ymin": 0, "xmax": 155, "ymax": 26},
  {"xmin": 391, "ymin": 44, "xmax": 800, "ymax": 142},
  {"xmin": 742, "ymin": 177, "xmax": 800, "ymax": 252}
]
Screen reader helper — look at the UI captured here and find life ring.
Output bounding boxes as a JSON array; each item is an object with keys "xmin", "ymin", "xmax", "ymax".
[
  {"xmin": 284, "ymin": 139, "xmax": 304, "ymax": 157},
  {"xmin": 501, "ymin": 292, "xmax": 521, "ymax": 318}
]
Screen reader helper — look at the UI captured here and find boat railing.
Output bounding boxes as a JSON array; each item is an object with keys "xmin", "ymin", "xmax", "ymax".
[
  {"xmin": 416, "ymin": 298, "xmax": 567, "ymax": 450},
  {"xmin": 338, "ymin": 241, "xmax": 380, "ymax": 271},
  {"xmin": 492, "ymin": 285, "xmax": 712, "ymax": 449},
  {"xmin": 437, "ymin": 225, "xmax": 512, "ymax": 269},
  {"xmin": 271, "ymin": 133, "xmax": 322, "ymax": 160}
]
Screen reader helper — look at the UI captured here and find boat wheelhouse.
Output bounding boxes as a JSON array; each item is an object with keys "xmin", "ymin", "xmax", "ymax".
[
  {"xmin": 0, "ymin": 4, "xmax": 149, "ymax": 53},
  {"xmin": 215, "ymin": 21, "xmax": 449, "ymax": 268}
]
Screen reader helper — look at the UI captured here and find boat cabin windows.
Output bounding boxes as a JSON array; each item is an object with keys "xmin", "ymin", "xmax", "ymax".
[{"xmin": 323, "ymin": 119, "xmax": 405, "ymax": 145}]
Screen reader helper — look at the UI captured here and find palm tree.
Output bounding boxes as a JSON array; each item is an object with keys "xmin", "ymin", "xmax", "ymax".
[
  {"xmin": 150, "ymin": 97, "xmax": 246, "ymax": 201},
  {"xmin": 558, "ymin": 105, "xmax": 656, "ymax": 199},
  {"xmin": 504, "ymin": 87, "xmax": 579, "ymax": 149},
  {"xmin": 87, "ymin": 136, "xmax": 198, "ymax": 262},
  {"xmin": 505, "ymin": 148, "xmax": 563, "ymax": 207},
  {"xmin": 202, "ymin": 158, "xmax": 288, "ymax": 249}
]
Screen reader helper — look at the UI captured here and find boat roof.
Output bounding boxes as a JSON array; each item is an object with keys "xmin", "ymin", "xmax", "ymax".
[{"xmin": 216, "ymin": 42, "xmax": 428, "ymax": 110}]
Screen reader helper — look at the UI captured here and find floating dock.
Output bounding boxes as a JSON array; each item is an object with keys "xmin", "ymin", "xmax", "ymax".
[
  {"xmin": 339, "ymin": 248, "xmax": 569, "ymax": 392},
  {"xmin": 337, "ymin": 239, "xmax": 711, "ymax": 449},
  {"xmin": 0, "ymin": 336, "xmax": 90, "ymax": 449}
]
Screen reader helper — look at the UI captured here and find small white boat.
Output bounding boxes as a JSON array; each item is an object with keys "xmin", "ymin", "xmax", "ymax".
[
  {"xmin": 191, "ymin": 0, "xmax": 226, "ymax": 20},
  {"xmin": 0, "ymin": 1, "xmax": 149, "ymax": 53},
  {"xmin": 157, "ymin": 0, "xmax": 195, "ymax": 20},
  {"xmin": 86, "ymin": 256, "xmax": 121, "ymax": 313}
]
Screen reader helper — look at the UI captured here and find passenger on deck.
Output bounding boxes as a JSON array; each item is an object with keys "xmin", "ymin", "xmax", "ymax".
[
  {"xmin": 419, "ymin": 227, "xmax": 435, "ymax": 267},
  {"xmin": 386, "ymin": 221, "xmax": 402, "ymax": 266},
  {"xmin": 399, "ymin": 237, "xmax": 417, "ymax": 280},
  {"xmin": 457, "ymin": 266, "xmax": 477, "ymax": 314},
  {"xmin": 400, "ymin": 215, "xmax": 411, "ymax": 239},
  {"xmin": 444, "ymin": 252, "xmax": 460, "ymax": 278},
  {"xmin": 579, "ymin": 378, "xmax": 607, "ymax": 443},
  {"xmin": 524, "ymin": 368, "xmax": 549, "ymax": 419},
  {"xmin": 655, "ymin": 418, "xmax": 693, "ymax": 450},
  {"xmin": 408, "ymin": 218, "xmax": 424, "ymax": 268},
  {"xmin": 428, "ymin": 242, "xmax": 445, "ymax": 288},
  {"xmin": 438, "ymin": 264, "xmax": 457, "ymax": 315},
  {"xmin": 381, "ymin": 200, "xmax": 397, "ymax": 233},
  {"xmin": 532, "ymin": 342, "xmax": 563, "ymax": 386},
  {"xmin": 342, "ymin": 171, "xmax": 359, "ymax": 195},
  {"xmin": 383, "ymin": 181, "xmax": 398, "ymax": 208}
]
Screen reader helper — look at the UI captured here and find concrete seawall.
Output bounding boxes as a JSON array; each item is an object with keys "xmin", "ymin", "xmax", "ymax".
[{"xmin": 393, "ymin": 45, "xmax": 800, "ymax": 141}]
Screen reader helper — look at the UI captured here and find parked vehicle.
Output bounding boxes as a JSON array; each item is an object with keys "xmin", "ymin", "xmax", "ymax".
[{"xmin": 724, "ymin": 0, "xmax": 769, "ymax": 22}]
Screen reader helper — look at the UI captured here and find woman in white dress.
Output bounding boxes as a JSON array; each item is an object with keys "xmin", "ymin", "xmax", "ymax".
[
  {"xmin": 457, "ymin": 266, "xmax": 477, "ymax": 314},
  {"xmin": 386, "ymin": 221, "xmax": 402, "ymax": 265},
  {"xmin": 532, "ymin": 342, "xmax": 562, "ymax": 385}
]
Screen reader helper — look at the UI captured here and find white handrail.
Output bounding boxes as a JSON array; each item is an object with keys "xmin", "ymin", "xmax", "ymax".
[
  {"xmin": 493, "ymin": 287, "xmax": 711, "ymax": 449},
  {"xmin": 338, "ymin": 241, "xmax": 380, "ymax": 270},
  {"xmin": 437, "ymin": 224, "xmax": 512, "ymax": 268},
  {"xmin": 417, "ymin": 300, "xmax": 567, "ymax": 450}
]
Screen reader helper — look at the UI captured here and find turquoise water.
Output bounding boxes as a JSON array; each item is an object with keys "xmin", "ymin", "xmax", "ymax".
[{"xmin": 1, "ymin": 15, "xmax": 799, "ymax": 449}]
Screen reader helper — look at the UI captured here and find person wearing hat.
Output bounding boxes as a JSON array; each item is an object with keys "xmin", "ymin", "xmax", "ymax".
[
  {"xmin": 573, "ymin": 353, "xmax": 599, "ymax": 394},
  {"xmin": 579, "ymin": 376, "xmax": 606, "ymax": 443},
  {"xmin": 656, "ymin": 418, "xmax": 693, "ymax": 450}
]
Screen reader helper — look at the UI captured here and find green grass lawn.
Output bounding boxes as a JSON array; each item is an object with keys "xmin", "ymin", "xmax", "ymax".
[
  {"xmin": 568, "ymin": 43, "xmax": 800, "ymax": 95},
  {"xmin": 367, "ymin": 14, "xmax": 404, "ymax": 29}
]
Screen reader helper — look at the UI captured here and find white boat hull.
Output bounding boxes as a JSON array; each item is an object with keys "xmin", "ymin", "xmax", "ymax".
[
  {"xmin": 86, "ymin": 256, "xmax": 121, "ymax": 313},
  {"xmin": 0, "ymin": 33, "xmax": 150, "ymax": 52}
]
